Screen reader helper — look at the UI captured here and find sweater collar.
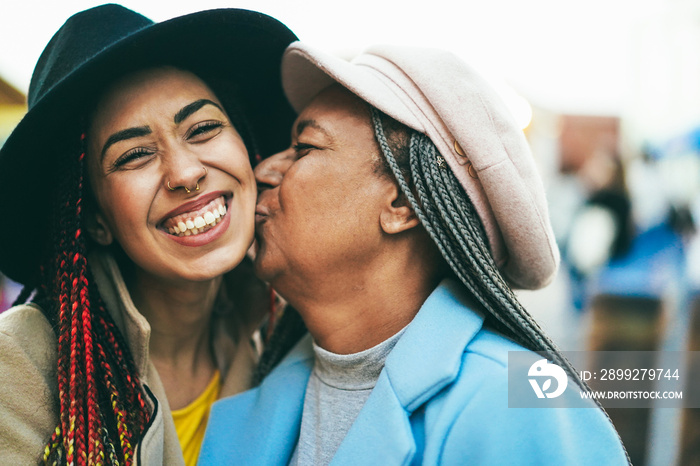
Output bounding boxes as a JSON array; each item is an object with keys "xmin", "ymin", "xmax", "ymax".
[{"xmin": 273, "ymin": 277, "xmax": 486, "ymax": 412}]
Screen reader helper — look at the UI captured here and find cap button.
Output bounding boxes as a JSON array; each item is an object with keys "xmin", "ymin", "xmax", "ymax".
[{"xmin": 454, "ymin": 140, "xmax": 466, "ymax": 157}]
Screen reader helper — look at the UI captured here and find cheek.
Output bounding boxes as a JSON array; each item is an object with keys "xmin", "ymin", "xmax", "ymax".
[
  {"xmin": 278, "ymin": 168, "xmax": 336, "ymax": 224},
  {"xmin": 279, "ymin": 167, "xmax": 378, "ymax": 240},
  {"xmin": 231, "ymin": 162, "xmax": 257, "ymax": 219},
  {"xmin": 93, "ymin": 176, "xmax": 154, "ymax": 235},
  {"xmin": 213, "ymin": 136, "xmax": 257, "ymax": 200},
  {"xmin": 216, "ymin": 132, "xmax": 252, "ymax": 177},
  {"xmin": 237, "ymin": 164, "xmax": 256, "ymax": 197}
]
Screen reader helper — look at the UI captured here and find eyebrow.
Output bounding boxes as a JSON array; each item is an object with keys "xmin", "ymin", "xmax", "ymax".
[
  {"xmin": 100, "ymin": 99, "xmax": 225, "ymax": 160},
  {"xmin": 174, "ymin": 99, "xmax": 224, "ymax": 124},
  {"xmin": 101, "ymin": 126, "xmax": 151, "ymax": 159},
  {"xmin": 295, "ymin": 119, "xmax": 331, "ymax": 138}
]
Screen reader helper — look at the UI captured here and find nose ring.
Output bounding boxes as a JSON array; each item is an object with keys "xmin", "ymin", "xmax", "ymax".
[
  {"xmin": 167, "ymin": 167, "xmax": 207, "ymax": 193},
  {"xmin": 183, "ymin": 184, "xmax": 199, "ymax": 194}
]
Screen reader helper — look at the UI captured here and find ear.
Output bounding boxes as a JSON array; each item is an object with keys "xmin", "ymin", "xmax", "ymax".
[
  {"xmin": 85, "ymin": 211, "xmax": 114, "ymax": 246},
  {"xmin": 379, "ymin": 183, "xmax": 420, "ymax": 234}
]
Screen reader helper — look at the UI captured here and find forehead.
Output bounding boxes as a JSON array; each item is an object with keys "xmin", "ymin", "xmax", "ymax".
[
  {"xmin": 294, "ymin": 85, "xmax": 372, "ymax": 136},
  {"xmin": 90, "ymin": 67, "xmax": 219, "ymax": 132}
]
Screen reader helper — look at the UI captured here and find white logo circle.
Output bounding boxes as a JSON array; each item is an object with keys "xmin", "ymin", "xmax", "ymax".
[{"xmin": 528, "ymin": 359, "xmax": 568, "ymax": 399}]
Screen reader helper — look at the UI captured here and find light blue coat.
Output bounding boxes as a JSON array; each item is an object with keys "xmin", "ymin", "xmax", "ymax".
[{"xmin": 200, "ymin": 279, "xmax": 628, "ymax": 465}]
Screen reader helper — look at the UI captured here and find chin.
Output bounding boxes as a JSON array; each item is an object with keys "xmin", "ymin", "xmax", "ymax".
[
  {"xmin": 174, "ymin": 266, "xmax": 230, "ymax": 283},
  {"xmin": 252, "ymin": 248, "xmax": 277, "ymax": 283},
  {"xmin": 180, "ymin": 249, "xmax": 249, "ymax": 283}
]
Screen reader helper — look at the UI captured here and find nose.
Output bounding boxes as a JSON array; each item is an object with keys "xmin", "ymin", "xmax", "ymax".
[
  {"xmin": 255, "ymin": 148, "xmax": 296, "ymax": 191},
  {"xmin": 165, "ymin": 152, "xmax": 208, "ymax": 194}
]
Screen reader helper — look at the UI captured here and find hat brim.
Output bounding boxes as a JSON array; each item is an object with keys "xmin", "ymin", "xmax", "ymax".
[{"xmin": 0, "ymin": 9, "xmax": 297, "ymax": 284}]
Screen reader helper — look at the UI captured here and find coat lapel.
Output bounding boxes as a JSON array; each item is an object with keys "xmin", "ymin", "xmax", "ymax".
[
  {"xmin": 331, "ymin": 279, "xmax": 486, "ymax": 465},
  {"xmin": 331, "ymin": 373, "xmax": 417, "ymax": 465},
  {"xmin": 200, "ymin": 334, "xmax": 314, "ymax": 466}
]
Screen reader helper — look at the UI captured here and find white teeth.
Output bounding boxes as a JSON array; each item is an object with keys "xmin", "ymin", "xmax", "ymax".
[{"xmin": 167, "ymin": 198, "xmax": 228, "ymax": 237}]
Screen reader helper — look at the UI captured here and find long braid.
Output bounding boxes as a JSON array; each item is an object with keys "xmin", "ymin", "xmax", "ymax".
[
  {"xmin": 73, "ymin": 145, "xmax": 103, "ymax": 464},
  {"xmin": 371, "ymin": 108, "xmax": 584, "ymax": 386},
  {"xmin": 371, "ymin": 108, "xmax": 631, "ymax": 464},
  {"xmin": 414, "ymin": 136, "xmax": 542, "ymax": 348},
  {"xmin": 25, "ymin": 132, "xmax": 151, "ymax": 465}
]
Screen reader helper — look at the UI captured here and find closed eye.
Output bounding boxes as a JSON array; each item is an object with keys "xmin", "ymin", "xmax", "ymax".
[
  {"xmin": 293, "ymin": 143, "xmax": 317, "ymax": 158},
  {"xmin": 186, "ymin": 120, "xmax": 224, "ymax": 141},
  {"xmin": 110, "ymin": 147, "xmax": 156, "ymax": 172}
]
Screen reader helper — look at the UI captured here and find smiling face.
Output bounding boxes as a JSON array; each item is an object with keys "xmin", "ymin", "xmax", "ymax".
[
  {"xmin": 254, "ymin": 86, "xmax": 402, "ymax": 293},
  {"xmin": 86, "ymin": 67, "xmax": 256, "ymax": 283}
]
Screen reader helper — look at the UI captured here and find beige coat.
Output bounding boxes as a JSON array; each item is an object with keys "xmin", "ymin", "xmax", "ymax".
[{"xmin": 0, "ymin": 250, "xmax": 264, "ymax": 465}]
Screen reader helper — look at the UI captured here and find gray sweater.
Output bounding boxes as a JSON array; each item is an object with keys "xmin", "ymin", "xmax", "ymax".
[{"xmin": 290, "ymin": 327, "xmax": 407, "ymax": 465}]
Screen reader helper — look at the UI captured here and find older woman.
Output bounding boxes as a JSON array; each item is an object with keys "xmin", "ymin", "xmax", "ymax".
[
  {"xmin": 0, "ymin": 4, "xmax": 296, "ymax": 465},
  {"xmin": 200, "ymin": 43, "xmax": 629, "ymax": 465}
]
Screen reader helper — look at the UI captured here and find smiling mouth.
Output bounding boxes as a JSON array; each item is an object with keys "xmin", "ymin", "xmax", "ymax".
[{"xmin": 161, "ymin": 196, "xmax": 228, "ymax": 237}]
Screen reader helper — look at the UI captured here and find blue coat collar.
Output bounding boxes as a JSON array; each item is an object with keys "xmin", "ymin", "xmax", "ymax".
[
  {"xmin": 329, "ymin": 279, "xmax": 485, "ymax": 464},
  {"xmin": 201, "ymin": 278, "xmax": 485, "ymax": 465},
  {"xmin": 384, "ymin": 278, "xmax": 485, "ymax": 411}
]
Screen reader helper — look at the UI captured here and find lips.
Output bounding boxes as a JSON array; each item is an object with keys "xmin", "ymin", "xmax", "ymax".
[
  {"xmin": 254, "ymin": 205, "xmax": 269, "ymax": 224},
  {"xmin": 161, "ymin": 195, "xmax": 228, "ymax": 237}
]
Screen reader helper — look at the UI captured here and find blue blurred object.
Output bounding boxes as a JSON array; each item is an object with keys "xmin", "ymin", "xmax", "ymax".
[
  {"xmin": 649, "ymin": 126, "xmax": 700, "ymax": 161},
  {"xmin": 589, "ymin": 222, "xmax": 685, "ymax": 299}
]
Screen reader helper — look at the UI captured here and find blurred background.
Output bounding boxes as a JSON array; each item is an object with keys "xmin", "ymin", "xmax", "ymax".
[{"xmin": 1, "ymin": 0, "xmax": 699, "ymax": 464}]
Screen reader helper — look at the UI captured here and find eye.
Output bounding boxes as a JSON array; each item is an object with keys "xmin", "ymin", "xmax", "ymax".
[
  {"xmin": 293, "ymin": 142, "xmax": 317, "ymax": 159},
  {"xmin": 110, "ymin": 147, "xmax": 156, "ymax": 171},
  {"xmin": 186, "ymin": 120, "xmax": 224, "ymax": 141}
]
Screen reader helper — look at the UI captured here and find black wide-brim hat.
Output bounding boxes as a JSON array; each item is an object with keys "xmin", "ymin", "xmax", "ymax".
[{"xmin": 0, "ymin": 3, "xmax": 297, "ymax": 285}]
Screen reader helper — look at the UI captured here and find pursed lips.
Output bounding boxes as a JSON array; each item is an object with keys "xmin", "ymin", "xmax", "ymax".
[{"xmin": 254, "ymin": 205, "xmax": 270, "ymax": 224}]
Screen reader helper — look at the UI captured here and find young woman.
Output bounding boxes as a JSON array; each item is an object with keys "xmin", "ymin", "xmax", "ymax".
[{"xmin": 0, "ymin": 4, "xmax": 296, "ymax": 465}]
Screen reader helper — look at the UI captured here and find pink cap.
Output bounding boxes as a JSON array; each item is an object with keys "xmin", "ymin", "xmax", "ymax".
[{"xmin": 282, "ymin": 42, "xmax": 559, "ymax": 289}]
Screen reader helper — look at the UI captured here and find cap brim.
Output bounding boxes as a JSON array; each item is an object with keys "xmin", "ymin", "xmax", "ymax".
[{"xmin": 282, "ymin": 43, "xmax": 423, "ymax": 132}]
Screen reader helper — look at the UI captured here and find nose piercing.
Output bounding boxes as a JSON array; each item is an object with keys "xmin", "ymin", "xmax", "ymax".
[
  {"xmin": 182, "ymin": 184, "xmax": 200, "ymax": 194},
  {"xmin": 167, "ymin": 167, "xmax": 207, "ymax": 193}
]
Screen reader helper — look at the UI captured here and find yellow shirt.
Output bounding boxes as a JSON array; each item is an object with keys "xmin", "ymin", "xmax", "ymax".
[{"xmin": 171, "ymin": 371, "xmax": 221, "ymax": 466}]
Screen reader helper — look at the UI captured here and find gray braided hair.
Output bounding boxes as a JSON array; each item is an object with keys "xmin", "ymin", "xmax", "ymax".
[
  {"xmin": 372, "ymin": 109, "xmax": 633, "ymax": 466},
  {"xmin": 370, "ymin": 106, "xmax": 582, "ymax": 391},
  {"xmin": 372, "ymin": 109, "xmax": 636, "ymax": 465}
]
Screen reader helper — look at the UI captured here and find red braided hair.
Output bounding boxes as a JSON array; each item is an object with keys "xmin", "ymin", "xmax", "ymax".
[{"xmin": 32, "ymin": 133, "xmax": 151, "ymax": 465}]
